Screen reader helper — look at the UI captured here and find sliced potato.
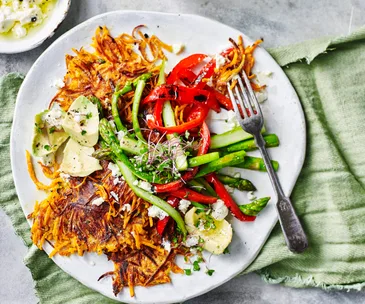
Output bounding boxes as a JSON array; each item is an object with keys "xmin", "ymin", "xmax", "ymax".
[{"xmin": 184, "ymin": 207, "xmax": 233, "ymax": 255}]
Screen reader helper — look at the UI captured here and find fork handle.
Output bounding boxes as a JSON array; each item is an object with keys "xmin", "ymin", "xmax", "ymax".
[{"xmin": 254, "ymin": 132, "xmax": 308, "ymax": 253}]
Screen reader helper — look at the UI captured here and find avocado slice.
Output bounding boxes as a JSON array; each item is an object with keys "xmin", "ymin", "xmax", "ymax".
[
  {"xmin": 185, "ymin": 207, "xmax": 233, "ymax": 255},
  {"xmin": 62, "ymin": 96, "xmax": 99, "ymax": 147},
  {"xmin": 59, "ymin": 138, "xmax": 102, "ymax": 177}
]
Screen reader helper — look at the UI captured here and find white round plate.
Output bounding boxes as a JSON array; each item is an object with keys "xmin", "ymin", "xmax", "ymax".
[
  {"xmin": 11, "ymin": 11, "xmax": 306, "ymax": 304},
  {"xmin": 0, "ymin": 0, "xmax": 71, "ymax": 54}
]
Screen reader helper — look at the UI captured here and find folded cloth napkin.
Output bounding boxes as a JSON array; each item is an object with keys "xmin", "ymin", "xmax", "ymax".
[{"xmin": 1, "ymin": 26, "xmax": 365, "ymax": 303}]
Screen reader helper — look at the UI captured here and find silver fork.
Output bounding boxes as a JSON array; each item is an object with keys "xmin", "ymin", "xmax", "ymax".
[{"xmin": 227, "ymin": 72, "xmax": 308, "ymax": 253}]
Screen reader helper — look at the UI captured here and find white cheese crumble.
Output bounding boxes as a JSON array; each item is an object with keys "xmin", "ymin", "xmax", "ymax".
[
  {"xmin": 52, "ymin": 78, "xmax": 65, "ymax": 89},
  {"xmin": 161, "ymin": 238, "xmax": 171, "ymax": 252},
  {"xmin": 172, "ymin": 43, "xmax": 184, "ymax": 54},
  {"xmin": 255, "ymin": 90, "xmax": 268, "ymax": 103},
  {"xmin": 0, "ymin": 0, "xmax": 44, "ymax": 36},
  {"xmin": 247, "ymin": 191, "xmax": 257, "ymax": 201},
  {"xmin": 214, "ymin": 54, "xmax": 226, "ymax": 70},
  {"xmin": 184, "ymin": 235, "xmax": 199, "ymax": 247},
  {"xmin": 178, "ymin": 199, "xmax": 191, "ymax": 214},
  {"xmin": 107, "ymin": 162, "xmax": 121, "ymax": 177},
  {"xmin": 233, "ymin": 172, "xmax": 241, "ymax": 178},
  {"xmin": 89, "ymin": 261, "xmax": 96, "ymax": 266},
  {"xmin": 226, "ymin": 110, "xmax": 239, "ymax": 129},
  {"xmin": 42, "ymin": 106, "xmax": 63, "ymax": 129},
  {"xmin": 113, "ymin": 177, "xmax": 122, "ymax": 185},
  {"xmin": 146, "ymin": 114, "xmax": 155, "ymax": 122},
  {"xmin": 134, "ymin": 180, "xmax": 153, "ymax": 193},
  {"xmin": 73, "ymin": 112, "xmax": 82, "ymax": 123},
  {"xmin": 198, "ymin": 219, "xmax": 207, "ymax": 231},
  {"xmin": 121, "ymin": 203, "xmax": 131, "ymax": 212},
  {"xmin": 148, "ymin": 205, "xmax": 168, "ymax": 220},
  {"xmin": 211, "ymin": 199, "xmax": 229, "ymax": 221},
  {"xmin": 110, "ymin": 191, "xmax": 119, "ymax": 202},
  {"xmin": 91, "ymin": 197, "xmax": 104, "ymax": 206},
  {"xmin": 224, "ymin": 185, "xmax": 235, "ymax": 193}
]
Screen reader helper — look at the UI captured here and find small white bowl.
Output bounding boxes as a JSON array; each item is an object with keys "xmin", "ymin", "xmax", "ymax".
[{"xmin": 0, "ymin": 0, "xmax": 71, "ymax": 54}]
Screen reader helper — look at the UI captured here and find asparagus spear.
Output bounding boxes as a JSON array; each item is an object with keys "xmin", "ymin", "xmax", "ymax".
[
  {"xmin": 233, "ymin": 156, "xmax": 279, "ymax": 172},
  {"xmin": 239, "ymin": 197, "xmax": 270, "ymax": 216},
  {"xmin": 112, "ymin": 73, "xmax": 152, "ymax": 133},
  {"xmin": 188, "ymin": 152, "xmax": 220, "ymax": 168},
  {"xmin": 89, "ymin": 96, "xmax": 104, "ymax": 119},
  {"xmin": 195, "ymin": 151, "xmax": 246, "ymax": 178},
  {"xmin": 99, "ymin": 118, "xmax": 164, "ymax": 183},
  {"xmin": 132, "ymin": 79, "xmax": 147, "ymax": 142},
  {"xmin": 210, "ymin": 126, "xmax": 266, "ymax": 149},
  {"xmin": 225, "ymin": 134, "xmax": 279, "ymax": 153},
  {"xmin": 113, "ymin": 156, "xmax": 187, "ymax": 236},
  {"xmin": 216, "ymin": 174, "xmax": 256, "ymax": 191}
]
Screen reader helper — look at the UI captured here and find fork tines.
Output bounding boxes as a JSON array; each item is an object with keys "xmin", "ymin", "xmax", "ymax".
[{"xmin": 227, "ymin": 71, "xmax": 262, "ymax": 119}]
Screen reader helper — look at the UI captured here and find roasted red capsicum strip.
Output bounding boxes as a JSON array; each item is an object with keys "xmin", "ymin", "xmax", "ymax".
[
  {"xmin": 194, "ymin": 59, "xmax": 216, "ymax": 89},
  {"xmin": 156, "ymin": 196, "xmax": 180, "ymax": 235},
  {"xmin": 213, "ymin": 90, "xmax": 233, "ymax": 111},
  {"xmin": 167, "ymin": 54, "xmax": 207, "ymax": 84},
  {"xmin": 205, "ymin": 173, "xmax": 256, "ymax": 221},
  {"xmin": 143, "ymin": 85, "xmax": 212, "ymax": 105},
  {"xmin": 148, "ymin": 104, "xmax": 209, "ymax": 134},
  {"xmin": 170, "ymin": 187, "xmax": 217, "ymax": 204},
  {"xmin": 153, "ymin": 99, "xmax": 164, "ymax": 126},
  {"xmin": 154, "ymin": 122, "xmax": 210, "ymax": 193},
  {"xmin": 177, "ymin": 68, "xmax": 197, "ymax": 86}
]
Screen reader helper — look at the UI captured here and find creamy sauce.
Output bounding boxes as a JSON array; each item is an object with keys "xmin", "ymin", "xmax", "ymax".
[{"xmin": 0, "ymin": 0, "xmax": 57, "ymax": 40}]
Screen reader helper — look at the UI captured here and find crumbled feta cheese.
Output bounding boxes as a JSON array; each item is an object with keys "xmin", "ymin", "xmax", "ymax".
[
  {"xmin": 89, "ymin": 261, "xmax": 96, "ymax": 266},
  {"xmin": 256, "ymin": 71, "xmax": 273, "ymax": 84},
  {"xmin": 215, "ymin": 54, "xmax": 226, "ymax": 70},
  {"xmin": 52, "ymin": 78, "xmax": 65, "ymax": 89},
  {"xmin": 185, "ymin": 235, "xmax": 199, "ymax": 247},
  {"xmin": 133, "ymin": 180, "xmax": 139, "ymax": 186},
  {"xmin": 224, "ymin": 185, "xmax": 235, "ymax": 193},
  {"xmin": 136, "ymin": 180, "xmax": 153, "ymax": 193},
  {"xmin": 161, "ymin": 238, "xmax": 171, "ymax": 252},
  {"xmin": 113, "ymin": 177, "xmax": 121, "ymax": 185},
  {"xmin": 172, "ymin": 43, "xmax": 184, "ymax": 54},
  {"xmin": 148, "ymin": 205, "xmax": 168, "ymax": 220},
  {"xmin": 226, "ymin": 110, "xmax": 239, "ymax": 129},
  {"xmin": 178, "ymin": 199, "xmax": 191, "ymax": 214},
  {"xmin": 146, "ymin": 114, "xmax": 155, "ymax": 122},
  {"xmin": 110, "ymin": 191, "xmax": 119, "ymax": 202},
  {"xmin": 233, "ymin": 172, "xmax": 241, "ymax": 178},
  {"xmin": 42, "ymin": 106, "xmax": 63, "ymax": 129},
  {"xmin": 247, "ymin": 191, "xmax": 257, "ymax": 201},
  {"xmin": 211, "ymin": 199, "xmax": 229, "ymax": 221},
  {"xmin": 117, "ymin": 130, "xmax": 125, "ymax": 141},
  {"xmin": 121, "ymin": 203, "xmax": 131, "ymax": 212},
  {"xmin": 12, "ymin": 23, "xmax": 26, "ymax": 38},
  {"xmin": 73, "ymin": 112, "xmax": 82, "ymax": 123},
  {"xmin": 255, "ymin": 90, "xmax": 268, "ymax": 103},
  {"xmin": 91, "ymin": 197, "xmax": 104, "ymax": 206},
  {"xmin": 198, "ymin": 219, "xmax": 207, "ymax": 231},
  {"xmin": 107, "ymin": 162, "xmax": 121, "ymax": 177}
]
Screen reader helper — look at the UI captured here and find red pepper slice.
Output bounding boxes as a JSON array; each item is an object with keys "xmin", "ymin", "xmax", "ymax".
[
  {"xmin": 143, "ymin": 85, "xmax": 212, "ymax": 106},
  {"xmin": 154, "ymin": 122, "xmax": 210, "ymax": 193},
  {"xmin": 156, "ymin": 196, "xmax": 179, "ymax": 235},
  {"xmin": 194, "ymin": 59, "xmax": 216, "ymax": 89},
  {"xmin": 167, "ymin": 54, "xmax": 207, "ymax": 85},
  {"xmin": 153, "ymin": 99, "xmax": 164, "ymax": 126},
  {"xmin": 213, "ymin": 90, "xmax": 233, "ymax": 111},
  {"xmin": 170, "ymin": 187, "xmax": 217, "ymax": 204},
  {"xmin": 177, "ymin": 68, "xmax": 197, "ymax": 86},
  {"xmin": 148, "ymin": 104, "xmax": 209, "ymax": 134},
  {"xmin": 205, "ymin": 173, "xmax": 256, "ymax": 222}
]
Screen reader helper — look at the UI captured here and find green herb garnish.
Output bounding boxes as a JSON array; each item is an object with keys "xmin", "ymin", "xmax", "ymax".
[
  {"xmin": 206, "ymin": 269, "xmax": 215, "ymax": 276},
  {"xmin": 81, "ymin": 130, "xmax": 87, "ymax": 135},
  {"xmin": 193, "ymin": 261, "xmax": 201, "ymax": 271},
  {"xmin": 44, "ymin": 145, "xmax": 51, "ymax": 151},
  {"xmin": 86, "ymin": 112, "xmax": 92, "ymax": 119},
  {"xmin": 184, "ymin": 269, "xmax": 192, "ymax": 276},
  {"xmin": 49, "ymin": 126, "xmax": 56, "ymax": 134}
]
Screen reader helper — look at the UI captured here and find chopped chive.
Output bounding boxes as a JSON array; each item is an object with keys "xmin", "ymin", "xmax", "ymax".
[
  {"xmin": 86, "ymin": 112, "xmax": 92, "ymax": 119},
  {"xmin": 49, "ymin": 126, "xmax": 56, "ymax": 134},
  {"xmin": 81, "ymin": 130, "xmax": 87, "ymax": 135},
  {"xmin": 44, "ymin": 145, "xmax": 50, "ymax": 151}
]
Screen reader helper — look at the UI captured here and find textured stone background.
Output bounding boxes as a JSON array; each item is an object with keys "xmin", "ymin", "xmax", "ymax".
[{"xmin": 1, "ymin": 0, "xmax": 365, "ymax": 303}]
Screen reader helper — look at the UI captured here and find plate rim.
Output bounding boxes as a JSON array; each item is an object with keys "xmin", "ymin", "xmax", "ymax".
[{"xmin": 10, "ymin": 10, "xmax": 307, "ymax": 303}]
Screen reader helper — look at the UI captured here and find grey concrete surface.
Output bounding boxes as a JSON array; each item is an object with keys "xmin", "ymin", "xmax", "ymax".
[{"xmin": 1, "ymin": 0, "xmax": 365, "ymax": 303}]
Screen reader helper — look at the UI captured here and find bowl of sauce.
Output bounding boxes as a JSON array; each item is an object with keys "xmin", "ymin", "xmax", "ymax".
[{"xmin": 0, "ymin": 0, "xmax": 71, "ymax": 54}]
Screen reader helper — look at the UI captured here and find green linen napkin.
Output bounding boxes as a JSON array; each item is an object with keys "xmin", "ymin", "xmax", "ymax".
[{"xmin": 1, "ymin": 26, "xmax": 365, "ymax": 303}]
